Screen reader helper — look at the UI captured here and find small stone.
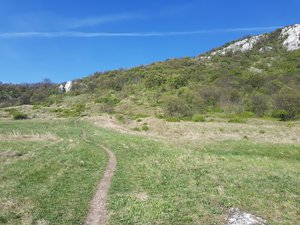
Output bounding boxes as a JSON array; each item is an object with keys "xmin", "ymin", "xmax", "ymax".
[{"xmin": 228, "ymin": 208, "xmax": 266, "ymax": 225}]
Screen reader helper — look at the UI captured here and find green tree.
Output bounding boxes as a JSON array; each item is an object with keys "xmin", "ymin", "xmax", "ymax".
[
  {"xmin": 163, "ymin": 96, "xmax": 190, "ymax": 118},
  {"xmin": 274, "ymin": 88, "xmax": 300, "ymax": 120},
  {"xmin": 251, "ymin": 94, "xmax": 269, "ymax": 116}
]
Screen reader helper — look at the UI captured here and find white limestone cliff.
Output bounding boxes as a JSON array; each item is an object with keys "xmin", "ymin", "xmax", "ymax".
[
  {"xmin": 211, "ymin": 34, "xmax": 264, "ymax": 55},
  {"xmin": 280, "ymin": 24, "xmax": 300, "ymax": 51},
  {"xmin": 64, "ymin": 81, "xmax": 72, "ymax": 93}
]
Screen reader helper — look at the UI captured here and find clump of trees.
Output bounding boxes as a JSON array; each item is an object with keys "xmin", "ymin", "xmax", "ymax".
[
  {"xmin": 0, "ymin": 79, "xmax": 58, "ymax": 107},
  {"xmin": 273, "ymin": 88, "xmax": 300, "ymax": 120}
]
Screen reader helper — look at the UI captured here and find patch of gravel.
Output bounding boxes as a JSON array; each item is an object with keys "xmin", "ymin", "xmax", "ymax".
[{"xmin": 227, "ymin": 208, "xmax": 266, "ymax": 225}]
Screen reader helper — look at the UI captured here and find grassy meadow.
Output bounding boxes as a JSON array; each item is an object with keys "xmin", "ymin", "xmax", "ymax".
[
  {"xmin": 0, "ymin": 120, "xmax": 107, "ymax": 224},
  {"xmin": 0, "ymin": 117, "xmax": 299, "ymax": 224},
  {"xmin": 97, "ymin": 128, "xmax": 300, "ymax": 225}
]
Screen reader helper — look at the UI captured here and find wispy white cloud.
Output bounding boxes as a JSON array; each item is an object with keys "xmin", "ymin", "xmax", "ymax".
[
  {"xmin": 0, "ymin": 26, "xmax": 282, "ymax": 39},
  {"xmin": 65, "ymin": 13, "xmax": 145, "ymax": 29},
  {"xmin": 6, "ymin": 12, "xmax": 145, "ymax": 31}
]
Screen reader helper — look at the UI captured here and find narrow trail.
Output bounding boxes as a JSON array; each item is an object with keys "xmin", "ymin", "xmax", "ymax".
[
  {"xmin": 85, "ymin": 145, "xmax": 116, "ymax": 225},
  {"xmin": 79, "ymin": 125, "xmax": 117, "ymax": 225}
]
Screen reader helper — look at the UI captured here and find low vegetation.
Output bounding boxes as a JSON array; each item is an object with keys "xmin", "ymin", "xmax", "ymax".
[
  {"xmin": 0, "ymin": 112, "xmax": 299, "ymax": 224},
  {"xmin": 0, "ymin": 120, "xmax": 107, "ymax": 224},
  {"xmin": 97, "ymin": 126, "xmax": 300, "ymax": 225}
]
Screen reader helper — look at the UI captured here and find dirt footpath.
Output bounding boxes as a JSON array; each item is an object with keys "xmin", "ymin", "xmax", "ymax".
[{"xmin": 85, "ymin": 146, "xmax": 116, "ymax": 225}]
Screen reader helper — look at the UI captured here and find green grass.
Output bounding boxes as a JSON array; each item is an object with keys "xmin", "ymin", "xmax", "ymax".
[
  {"xmin": 1, "ymin": 119, "xmax": 299, "ymax": 224},
  {"xmin": 93, "ymin": 129, "xmax": 300, "ymax": 225},
  {"xmin": 0, "ymin": 119, "xmax": 107, "ymax": 224}
]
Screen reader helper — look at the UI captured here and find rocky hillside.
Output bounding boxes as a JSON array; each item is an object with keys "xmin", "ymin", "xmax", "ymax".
[
  {"xmin": 208, "ymin": 24, "xmax": 300, "ymax": 55},
  {"xmin": 1, "ymin": 24, "xmax": 300, "ymax": 120}
]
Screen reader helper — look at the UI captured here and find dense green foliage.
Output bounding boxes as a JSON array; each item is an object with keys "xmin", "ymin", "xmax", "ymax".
[{"xmin": 0, "ymin": 79, "xmax": 58, "ymax": 107}]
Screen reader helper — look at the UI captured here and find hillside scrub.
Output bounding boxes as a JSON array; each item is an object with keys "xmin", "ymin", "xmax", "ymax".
[
  {"xmin": 1, "ymin": 30, "xmax": 300, "ymax": 121},
  {"xmin": 59, "ymin": 49, "xmax": 300, "ymax": 120}
]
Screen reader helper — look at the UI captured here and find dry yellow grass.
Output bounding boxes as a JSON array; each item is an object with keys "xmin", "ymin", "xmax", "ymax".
[
  {"xmin": 88, "ymin": 115, "xmax": 300, "ymax": 145},
  {"xmin": 0, "ymin": 131, "xmax": 58, "ymax": 141}
]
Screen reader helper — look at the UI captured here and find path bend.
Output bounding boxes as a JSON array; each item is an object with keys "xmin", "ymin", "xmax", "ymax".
[{"xmin": 85, "ymin": 146, "xmax": 116, "ymax": 225}]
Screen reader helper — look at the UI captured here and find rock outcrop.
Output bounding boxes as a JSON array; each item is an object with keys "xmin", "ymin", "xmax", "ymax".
[
  {"xmin": 280, "ymin": 24, "xmax": 300, "ymax": 51},
  {"xmin": 64, "ymin": 81, "xmax": 72, "ymax": 93}
]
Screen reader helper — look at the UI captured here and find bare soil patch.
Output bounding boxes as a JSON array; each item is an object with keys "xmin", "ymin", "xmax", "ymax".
[
  {"xmin": 85, "ymin": 146, "xmax": 116, "ymax": 225},
  {"xmin": 0, "ymin": 151, "xmax": 24, "ymax": 158}
]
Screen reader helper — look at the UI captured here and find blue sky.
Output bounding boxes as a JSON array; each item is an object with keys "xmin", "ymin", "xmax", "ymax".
[{"xmin": 0, "ymin": 0, "xmax": 300, "ymax": 83}]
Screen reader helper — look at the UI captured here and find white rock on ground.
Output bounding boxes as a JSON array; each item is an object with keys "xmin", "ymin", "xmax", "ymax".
[
  {"xmin": 281, "ymin": 24, "xmax": 300, "ymax": 51},
  {"xmin": 249, "ymin": 67, "xmax": 262, "ymax": 74},
  {"xmin": 227, "ymin": 208, "xmax": 266, "ymax": 225},
  {"xmin": 259, "ymin": 46, "xmax": 273, "ymax": 52},
  {"xmin": 64, "ymin": 81, "xmax": 72, "ymax": 92},
  {"xmin": 58, "ymin": 84, "xmax": 64, "ymax": 93},
  {"xmin": 198, "ymin": 55, "xmax": 211, "ymax": 61}
]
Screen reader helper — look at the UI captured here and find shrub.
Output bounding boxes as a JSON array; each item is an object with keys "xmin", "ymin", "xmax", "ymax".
[
  {"xmin": 141, "ymin": 124, "xmax": 149, "ymax": 131},
  {"xmin": 5, "ymin": 108, "xmax": 18, "ymax": 114},
  {"xmin": 100, "ymin": 103, "xmax": 115, "ymax": 113},
  {"xmin": 74, "ymin": 103, "xmax": 86, "ymax": 115},
  {"xmin": 180, "ymin": 88, "xmax": 206, "ymax": 113},
  {"xmin": 145, "ymin": 74, "xmax": 166, "ymax": 88},
  {"xmin": 155, "ymin": 114, "xmax": 165, "ymax": 119},
  {"xmin": 166, "ymin": 117, "xmax": 181, "ymax": 122},
  {"xmin": 163, "ymin": 96, "xmax": 190, "ymax": 118},
  {"xmin": 192, "ymin": 114, "xmax": 205, "ymax": 122},
  {"xmin": 239, "ymin": 111, "xmax": 255, "ymax": 118},
  {"xmin": 228, "ymin": 117, "xmax": 246, "ymax": 123},
  {"xmin": 131, "ymin": 114, "xmax": 149, "ymax": 120},
  {"xmin": 58, "ymin": 103, "xmax": 86, "ymax": 117},
  {"xmin": 167, "ymin": 75, "xmax": 188, "ymax": 89},
  {"xmin": 251, "ymin": 94, "xmax": 269, "ymax": 116},
  {"xmin": 131, "ymin": 127, "xmax": 140, "ymax": 131},
  {"xmin": 271, "ymin": 110, "xmax": 290, "ymax": 121},
  {"xmin": 61, "ymin": 109, "xmax": 77, "ymax": 117},
  {"xmin": 12, "ymin": 111, "xmax": 28, "ymax": 120},
  {"xmin": 116, "ymin": 115, "xmax": 126, "ymax": 124},
  {"xmin": 274, "ymin": 88, "xmax": 300, "ymax": 120},
  {"xmin": 96, "ymin": 96, "xmax": 120, "ymax": 105}
]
